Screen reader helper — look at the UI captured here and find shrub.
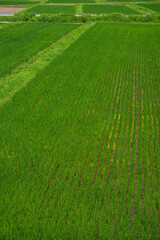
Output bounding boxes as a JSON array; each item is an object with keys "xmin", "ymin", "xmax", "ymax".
[{"xmin": 0, "ymin": 12, "xmax": 160, "ymax": 24}]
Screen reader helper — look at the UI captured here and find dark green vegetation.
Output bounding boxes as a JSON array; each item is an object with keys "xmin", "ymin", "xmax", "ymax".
[
  {"xmin": 0, "ymin": 22, "xmax": 160, "ymax": 239},
  {"xmin": 1, "ymin": 12, "xmax": 160, "ymax": 23},
  {"xmin": 27, "ymin": 5, "xmax": 75, "ymax": 14},
  {"xmin": 83, "ymin": 5, "xmax": 139, "ymax": 14},
  {"xmin": 0, "ymin": 22, "xmax": 77, "ymax": 78},
  {"xmin": 138, "ymin": 3, "xmax": 160, "ymax": 13}
]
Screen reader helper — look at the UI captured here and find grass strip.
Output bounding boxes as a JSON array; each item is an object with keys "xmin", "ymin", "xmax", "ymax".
[
  {"xmin": 0, "ymin": 22, "xmax": 94, "ymax": 108},
  {"xmin": 75, "ymin": 5, "xmax": 83, "ymax": 14}
]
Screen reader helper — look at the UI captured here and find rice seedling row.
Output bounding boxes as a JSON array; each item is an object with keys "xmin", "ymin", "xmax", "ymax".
[
  {"xmin": 83, "ymin": 4, "xmax": 140, "ymax": 14},
  {"xmin": 47, "ymin": 0, "xmax": 95, "ymax": 3},
  {"xmin": 0, "ymin": 22, "xmax": 77, "ymax": 78},
  {"xmin": 27, "ymin": 5, "xmax": 76, "ymax": 13},
  {"xmin": 0, "ymin": 22, "xmax": 160, "ymax": 239},
  {"xmin": 138, "ymin": 3, "xmax": 160, "ymax": 13}
]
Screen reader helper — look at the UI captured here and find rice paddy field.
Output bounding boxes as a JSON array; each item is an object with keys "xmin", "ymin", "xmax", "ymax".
[
  {"xmin": 138, "ymin": 3, "xmax": 160, "ymax": 13},
  {"xmin": 26, "ymin": 5, "xmax": 75, "ymax": 14},
  {"xmin": 47, "ymin": 0, "xmax": 95, "ymax": 4},
  {"xmin": 107, "ymin": 0, "xmax": 157, "ymax": 2},
  {"xmin": 83, "ymin": 5, "xmax": 139, "ymax": 14},
  {"xmin": 0, "ymin": 23, "xmax": 77, "ymax": 78},
  {"xmin": 0, "ymin": 21, "xmax": 160, "ymax": 240},
  {"xmin": 25, "ymin": 3, "xmax": 140, "ymax": 15},
  {"xmin": 47, "ymin": 0, "xmax": 157, "ymax": 2}
]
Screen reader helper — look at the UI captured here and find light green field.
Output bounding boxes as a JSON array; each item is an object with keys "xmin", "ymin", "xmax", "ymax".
[{"xmin": 0, "ymin": 22, "xmax": 160, "ymax": 240}]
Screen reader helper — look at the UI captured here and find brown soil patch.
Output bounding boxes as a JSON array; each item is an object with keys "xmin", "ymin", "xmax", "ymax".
[{"xmin": 0, "ymin": 7, "xmax": 25, "ymax": 14}]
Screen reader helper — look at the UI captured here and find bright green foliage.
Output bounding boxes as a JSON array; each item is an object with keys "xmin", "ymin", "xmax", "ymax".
[
  {"xmin": 138, "ymin": 3, "xmax": 160, "ymax": 13},
  {"xmin": 0, "ymin": 22, "xmax": 78, "ymax": 78},
  {"xmin": 75, "ymin": 4, "xmax": 83, "ymax": 14},
  {"xmin": 27, "ymin": 5, "xmax": 76, "ymax": 14},
  {"xmin": 83, "ymin": 5, "xmax": 140, "ymax": 14},
  {"xmin": 0, "ymin": 22, "xmax": 160, "ymax": 239}
]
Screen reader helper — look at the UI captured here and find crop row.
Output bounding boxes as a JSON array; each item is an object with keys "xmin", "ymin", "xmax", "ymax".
[
  {"xmin": 0, "ymin": 22, "xmax": 160, "ymax": 239},
  {"xmin": 0, "ymin": 22, "xmax": 78, "ymax": 78},
  {"xmin": 27, "ymin": 4, "xmax": 140, "ymax": 14}
]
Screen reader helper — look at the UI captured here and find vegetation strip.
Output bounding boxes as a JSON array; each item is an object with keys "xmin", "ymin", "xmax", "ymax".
[
  {"xmin": 0, "ymin": 22, "xmax": 94, "ymax": 108},
  {"xmin": 75, "ymin": 4, "xmax": 83, "ymax": 14}
]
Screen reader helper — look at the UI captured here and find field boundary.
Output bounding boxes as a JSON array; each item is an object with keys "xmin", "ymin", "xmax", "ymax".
[{"xmin": 0, "ymin": 22, "xmax": 95, "ymax": 108}]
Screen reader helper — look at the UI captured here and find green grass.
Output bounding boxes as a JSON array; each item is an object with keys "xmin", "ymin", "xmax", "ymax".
[
  {"xmin": 83, "ymin": 5, "xmax": 139, "ymax": 14},
  {"xmin": 0, "ymin": 22, "xmax": 160, "ymax": 239},
  {"xmin": 27, "ymin": 5, "xmax": 75, "ymax": 14},
  {"xmin": 138, "ymin": 3, "xmax": 160, "ymax": 13},
  {"xmin": 0, "ymin": 22, "xmax": 77, "ymax": 78}
]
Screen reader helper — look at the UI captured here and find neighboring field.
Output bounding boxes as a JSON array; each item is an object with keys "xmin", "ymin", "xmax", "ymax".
[
  {"xmin": 83, "ymin": 5, "xmax": 139, "ymax": 14},
  {"xmin": 0, "ymin": 22, "xmax": 77, "ymax": 78},
  {"xmin": 138, "ymin": 3, "xmax": 160, "ymax": 13},
  {"xmin": 107, "ymin": 0, "xmax": 157, "ymax": 2},
  {"xmin": 47, "ymin": 0, "xmax": 95, "ymax": 4},
  {"xmin": 27, "ymin": 5, "xmax": 75, "ymax": 14},
  {"xmin": 0, "ymin": 22, "xmax": 160, "ymax": 239},
  {"xmin": 0, "ymin": 7, "xmax": 25, "ymax": 14},
  {"xmin": 0, "ymin": 1, "xmax": 39, "ymax": 5}
]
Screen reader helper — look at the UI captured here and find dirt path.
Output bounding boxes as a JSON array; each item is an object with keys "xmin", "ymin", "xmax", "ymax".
[
  {"xmin": 0, "ymin": 21, "xmax": 13, "ymax": 23},
  {"xmin": 0, "ymin": 7, "xmax": 25, "ymax": 14}
]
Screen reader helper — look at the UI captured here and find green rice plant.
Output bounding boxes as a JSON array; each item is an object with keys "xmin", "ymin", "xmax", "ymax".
[
  {"xmin": 0, "ymin": 22, "xmax": 160, "ymax": 240},
  {"xmin": 47, "ymin": 0, "xmax": 95, "ymax": 3},
  {"xmin": 0, "ymin": 22, "xmax": 77, "ymax": 78},
  {"xmin": 26, "ymin": 5, "xmax": 76, "ymax": 14},
  {"xmin": 138, "ymin": 3, "xmax": 160, "ymax": 13},
  {"xmin": 0, "ymin": 23, "xmax": 93, "ymax": 107},
  {"xmin": 107, "ymin": 0, "xmax": 157, "ymax": 2},
  {"xmin": 83, "ymin": 4, "xmax": 140, "ymax": 14}
]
